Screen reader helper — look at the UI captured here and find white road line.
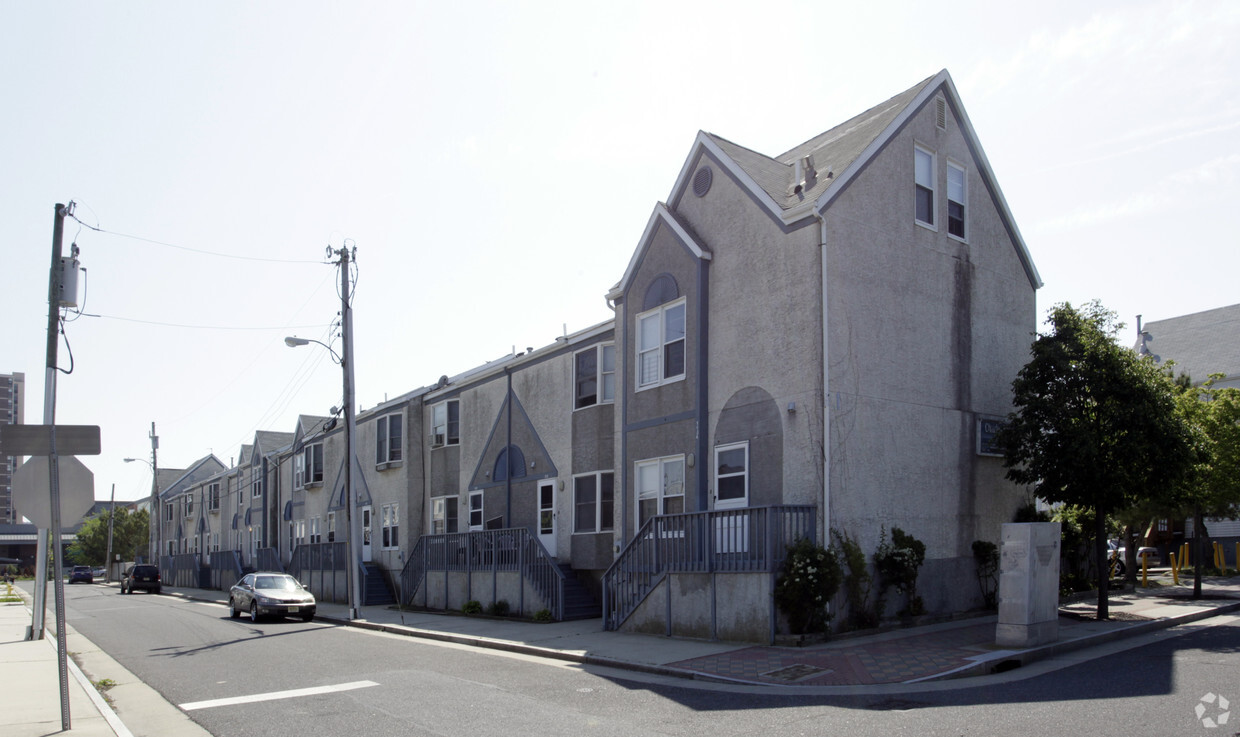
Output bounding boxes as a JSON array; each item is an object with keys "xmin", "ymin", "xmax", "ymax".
[{"xmin": 179, "ymin": 680, "xmax": 379, "ymax": 711}]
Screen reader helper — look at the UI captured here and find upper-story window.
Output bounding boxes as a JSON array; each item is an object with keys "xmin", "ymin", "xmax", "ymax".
[
  {"xmin": 431, "ymin": 400, "xmax": 459, "ymax": 448},
  {"xmin": 575, "ymin": 343, "xmax": 616, "ymax": 409},
  {"xmin": 573, "ymin": 471, "xmax": 614, "ymax": 534},
  {"xmin": 947, "ymin": 161, "xmax": 966, "ymax": 240},
  {"xmin": 184, "ymin": 493, "xmax": 194, "ymax": 517},
  {"xmin": 296, "ymin": 443, "xmax": 324, "ymax": 488},
  {"xmin": 252, "ymin": 466, "xmax": 262, "ymax": 498},
  {"xmin": 915, "ymin": 146, "xmax": 935, "ymax": 228},
  {"xmin": 636, "ymin": 455, "xmax": 685, "ymax": 527},
  {"xmin": 376, "ymin": 413, "xmax": 403, "ymax": 464},
  {"xmin": 636, "ymin": 300, "xmax": 686, "ymax": 389},
  {"xmin": 208, "ymin": 482, "xmax": 220, "ymax": 511}
]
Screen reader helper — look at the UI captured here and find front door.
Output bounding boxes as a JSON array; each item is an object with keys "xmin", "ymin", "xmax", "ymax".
[
  {"xmin": 538, "ymin": 480, "xmax": 556, "ymax": 556},
  {"xmin": 360, "ymin": 506, "xmax": 373, "ymax": 562},
  {"xmin": 714, "ymin": 443, "xmax": 749, "ymax": 553}
]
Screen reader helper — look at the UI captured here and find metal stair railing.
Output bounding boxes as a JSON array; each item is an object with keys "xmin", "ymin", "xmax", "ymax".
[{"xmin": 602, "ymin": 505, "xmax": 816, "ymax": 630}]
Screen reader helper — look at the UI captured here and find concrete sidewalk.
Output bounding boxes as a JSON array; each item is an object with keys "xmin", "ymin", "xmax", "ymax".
[{"xmin": 2, "ymin": 574, "xmax": 1238, "ymax": 736}]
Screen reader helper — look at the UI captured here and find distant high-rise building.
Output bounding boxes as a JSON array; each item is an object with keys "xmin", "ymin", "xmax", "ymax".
[{"xmin": 1, "ymin": 372, "xmax": 25, "ymax": 524}]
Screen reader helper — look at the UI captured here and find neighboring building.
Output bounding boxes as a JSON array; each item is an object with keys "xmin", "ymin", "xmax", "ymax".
[
  {"xmin": 1136, "ymin": 303, "xmax": 1240, "ymax": 390},
  {"xmin": 158, "ymin": 69, "xmax": 1039, "ymax": 641},
  {"xmin": 1, "ymin": 372, "xmax": 25, "ymax": 524}
]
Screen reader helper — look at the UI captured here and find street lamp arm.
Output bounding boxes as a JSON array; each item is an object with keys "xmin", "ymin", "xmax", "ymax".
[{"xmin": 284, "ymin": 336, "xmax": 342, "ymax": 363}]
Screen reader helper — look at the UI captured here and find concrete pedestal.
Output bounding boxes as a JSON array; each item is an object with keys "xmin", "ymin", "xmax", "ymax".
[{"xmin": 995, "ymin": 522, "xmax": 1061, "ymax": 648}]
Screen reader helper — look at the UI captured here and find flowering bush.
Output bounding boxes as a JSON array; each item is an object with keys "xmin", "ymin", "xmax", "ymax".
[
  {"xmin": 874, "ymin": 527, "xmax": 926, "ymax": 616},
  {"xmin": 774, "ymin": 538, "xmax": 843, "ymax": 634}
]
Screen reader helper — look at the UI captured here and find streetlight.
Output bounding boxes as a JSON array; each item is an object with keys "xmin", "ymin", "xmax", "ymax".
[
  {"xmin": 285, "ymin": 243, "xmax": 360, "ymax": 620},
  {"xmin": 124, "ymin": 455, "xmax": 157, "ymax": 565}
]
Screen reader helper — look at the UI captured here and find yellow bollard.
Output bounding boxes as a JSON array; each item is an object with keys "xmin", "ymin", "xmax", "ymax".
[
  {"xmin": 1216, "ymin": 542, "xmax": 1224, "ymax": 570},
  {"xmin": 1235, "ymin": 542, "xmax": 1239, "ymax": 573},
  {"xmin": 1171, "ymin": 552, "xmax": 1179, "ymax": 585},
  {"xmin": 1182, "ymin": 542, "xmax": 1190, "ymax": 571},
  {"xmin": 1141, "ymin": 553, "xmax": 1148, "ymax": 588}
]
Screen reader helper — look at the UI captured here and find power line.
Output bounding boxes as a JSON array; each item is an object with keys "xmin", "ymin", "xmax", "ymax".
[
  {"xmin": 69, "ymin": 215, "xmax": 326, "ymax": 264},
  {"xmin": 80, "ymin": 313, "xmax": 328, "ymax": 331}
]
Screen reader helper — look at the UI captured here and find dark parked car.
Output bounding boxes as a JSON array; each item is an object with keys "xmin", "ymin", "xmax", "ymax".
[
  {"xmin": 69, "ymin": 565, "xmax": 93, "ymax": 584},
  {"xmin": 121, "ymin": 564, "xmax": 161, "ymax": 594},
  {"xmin": 229, "ymin": 572, "xmax": 316, "ymax": 623}
]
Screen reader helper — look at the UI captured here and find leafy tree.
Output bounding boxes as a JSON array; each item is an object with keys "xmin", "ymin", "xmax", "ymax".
[
  {"xmin": 1174, "ymin": 376, "xmax": 1240, "ymax": 596},
  {"xmin": 68, "ymin": 507, "xmax": 149, "ymax": 568},
  {"xmin": 997, "ymin": 302, "xmax": 1197, "ymax": 619}
]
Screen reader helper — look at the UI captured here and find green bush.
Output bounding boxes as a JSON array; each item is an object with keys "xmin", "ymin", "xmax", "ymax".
[
  {"xmin": 831, "ymin": 528, "xmax": 876, "ymax": 630},
  {"xmin": 487, "ymin": 599, "xmax": 511, "ymax": 617},
  {"xmin": 774, "ymin": 538, "xmax": 842, "ymax": 634},
  {"xmin": 462, "ymin": 600, "xmax": 482, "ymax": 615},
  {"xmin": 874, "ymin": 527, "xmax": 926, "ymax": 617},
  {"xmin": 972, "ymin": 540, "xmax": 1000, "ymax": 609},
  {"xmin": 532, "ymin": 608, "xmax": 553, "ymax": 622}
]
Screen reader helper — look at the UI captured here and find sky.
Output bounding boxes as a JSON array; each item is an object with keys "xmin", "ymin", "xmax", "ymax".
[{"xmin": 3, "ymin": 1, "xmax": 1238, "ymax": 506}]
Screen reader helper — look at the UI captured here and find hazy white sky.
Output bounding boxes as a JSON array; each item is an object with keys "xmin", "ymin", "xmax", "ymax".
[{"xmin": 3, "ymin": 1, "xmax": 1238, "ymax": 504}]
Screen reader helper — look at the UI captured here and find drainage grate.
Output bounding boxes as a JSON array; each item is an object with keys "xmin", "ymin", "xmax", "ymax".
[{"xmin": 761, "ymin": 664, "xmax": 831, "ymax": 682}]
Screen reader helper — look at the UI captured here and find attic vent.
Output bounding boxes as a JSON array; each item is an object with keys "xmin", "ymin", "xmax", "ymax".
[
  {"xmin": 692, "ymin": 166, "xmax": 713, "ymax": 197},
  {"xmin": 935, "ymin": 96, "xmax": 947, "ymax": 130}
]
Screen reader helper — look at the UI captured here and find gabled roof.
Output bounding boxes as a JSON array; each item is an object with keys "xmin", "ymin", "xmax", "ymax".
[
  {"xmin": 607, "ymin": 202, "xmax": 711, "ymax": 301},
  {"xmin": 250, "ymin": 430, "xmax": 294, "ymax": 464},
  {"xmin": 1136, "ymin": 303, "xmax": 1240, "ymax": 385},
  {"xmin": 667, "ymin": 69, "xmax": 1041, "ymax": 290},
  {"xmin": 157, "ymin": 454, "xmax": 226, "ymax": 501},
  {"xmin": 292, "ymin": 414, "xmax": 336, "ymax": 452}
]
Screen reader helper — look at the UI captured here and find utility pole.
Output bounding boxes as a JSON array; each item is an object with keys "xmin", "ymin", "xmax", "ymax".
[
  {"xmin": 105, "ymin": 483, "xmax": 116, "ymax": 582},
  {"xmin": 338, "ymin": 245, "xmax": 361, "ymax": 620},
  {"xmin": 149, "ymin": 423, "xmax": 159, "ymax": 564}
]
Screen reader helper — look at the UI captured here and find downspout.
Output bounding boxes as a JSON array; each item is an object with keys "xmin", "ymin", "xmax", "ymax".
[
  {"xmin": 505, "ymin": 366, "xmax": 512, "ymax": 527},
  {"xmin": 697, "ymin": 256, "xmax": 710, "ymax": 512},
  {"xmin": 815, "ymin": 211, "xmax": 831, "ymax": 544}
]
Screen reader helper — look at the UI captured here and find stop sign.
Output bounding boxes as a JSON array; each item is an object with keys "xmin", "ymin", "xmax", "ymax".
[{"xmin": 12, "ymin": 456, "xmax": 95, "ymax": 529}]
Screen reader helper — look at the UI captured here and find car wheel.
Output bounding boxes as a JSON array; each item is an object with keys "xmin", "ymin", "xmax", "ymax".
[
  {"xmin": 229, "ymin": 598, "xmax": 240, "ymax": 618},
  {"xmin": 250, "ymin": 601, "xmax": 259, "ymax": 623},
  {"xmin": 120, "ymin": 583, "xmax": 127, "ymax": 594},
  {"xmin": 301, "ymin": 613, "xmax": 314, "ymax": 623}
]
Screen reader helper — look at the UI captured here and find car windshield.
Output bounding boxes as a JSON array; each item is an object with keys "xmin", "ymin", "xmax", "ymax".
[{"xmin": 254, "ymin": 575, "xmax": 299, "ymax": 591}]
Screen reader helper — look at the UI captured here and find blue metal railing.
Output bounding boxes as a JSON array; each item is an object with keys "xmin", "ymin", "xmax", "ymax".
[
  {"xmin": 398, "ymin": 527, "xmax": 565, "ymax": 620},
  {"xmin": 208, "ymin": 550, "xmax": 244, "ymax": 590},
  {"xmin": 255, "ymin": 547, "xmax": 285, "ymax": 573},
  {"xmin": 601, "ymin": 505, "xmax": 815, "ymax": 630}
]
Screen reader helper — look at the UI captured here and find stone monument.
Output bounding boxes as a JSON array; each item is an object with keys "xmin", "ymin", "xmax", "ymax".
[{"xmin": 995, "ymin": 521, "xmax": 1061, "ymax": 648}]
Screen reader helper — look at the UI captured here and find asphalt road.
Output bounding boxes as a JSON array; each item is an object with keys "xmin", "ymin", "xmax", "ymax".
[{"xmin": 45, "ymin": 582, "xmax": 1240, "ymax": 737}]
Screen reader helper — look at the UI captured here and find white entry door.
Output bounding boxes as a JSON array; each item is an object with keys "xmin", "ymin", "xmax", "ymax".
[
  {"xmin": 538, "ymin": 480, "xmax": 556, "ymax": 556},
  {"xmin": 714, "ymin": 442, "xmax": 749, "ymax": 553},
  {"xmin": 360, "ymin": 506, "xmax": 373, "ymax": 562}
]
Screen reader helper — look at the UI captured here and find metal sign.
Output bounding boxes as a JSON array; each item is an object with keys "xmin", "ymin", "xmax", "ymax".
[
  {"xmin": 0, "ymin": 424, "xmax": 101, "ymax": 456},
  {"xmin": 11, "ymin": 456, "xmax": 96, "ymax": 529}
]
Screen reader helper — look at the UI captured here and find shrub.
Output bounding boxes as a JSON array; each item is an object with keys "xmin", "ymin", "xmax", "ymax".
[
  {"xmin": 774, "ymin": 538, "xmax": 842, "ymax": 634},
  {"xmin": 831, "ymin": 528, "xmax": 876, "ymax": 630},
  {"xmin": 487, "ymin": 599, "xmax": 511, "ymax": 617},
  {"xmin": 874, "ymin": 527, "xmax": 926, "ymax": 617},
  {"xmin": 532, "ymin": 608, "xmax": 553, "ymax": 622},
  {"xmin": 462, "ymin": 600, "xmax": 482, "ymax": 615},
  {"xmin": 972, "ymin": 540, "xmax": 1000, "ymax": 609}
]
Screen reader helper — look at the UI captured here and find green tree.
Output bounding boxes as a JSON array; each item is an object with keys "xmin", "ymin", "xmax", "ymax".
[
  {"xmin": 1175, "ymin": 376, "xmax": 1240, "ymax": 597},
  {"xmin": 997, "ymin": 302, "xmax": 1197, "ymax": 619},
  {"xmin": 68, "ymin": 507, "xmax": 149, "ymax": 567}
]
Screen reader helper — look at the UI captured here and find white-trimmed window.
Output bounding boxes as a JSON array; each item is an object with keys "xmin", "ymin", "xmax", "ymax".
[
  {"xmin": 309, "ymin": 516, "xmax": 321, "ymax": 545},
  {"xmin": 376, "ymin": 413, "xmax": 403, "ymax": 464},
  {"xmin": 294, "ymin": 519, "xmax": 306, "ymax": 547},
  {"xmin": 252, "ymin": 466, "xmax": 262, "ymax": 498},
  {"xmin": 184, "ymin": 493, "xmax": 194, "ymax": 517},
  {"xmin": 575, "ymin": 343, "xmax": 616, "ymax": 409},
  {"xmin": 431, "ymin": 496, "xmax": 458, "ymax": 534},
  {"xmin": 573, "ymin": 471, "xmax": 614, "ymax": 533},
  {"xmin": 250, "ymin": 524, "xmax": 261, "ymax": 560},
  {"xmin": 714, "ymin": 442, "xmax": 749, "ymax": 507},
  {"xmin": 947, "ymin": 161, "xmax": 966, "ymax": 240},
  {"xmin": 208, "ymin": 482, "xmax": 220, "ymax": 511},
  {"xmin": 304, "ymin": 444, "xmax": 324, "ymax": 487},
  {"xmin": 236, "ymin": 477, "xmax": 243, "ymax": 505},
  {"xmin": 636, "ymin": 301, "xmax": 686, "ymax": 388},
  {"xmin": 164, "ymin": 501, "xmax": 173, "ymax": 521},
  {"xmin": 211, "ymin": 533, "xmax": 220, "ymax": 553},
  {"xmin": 915, "ymin": 146, "xmax": 935, "ymax": 228},
  {"xmin": 468, "ymin": 491, "xmax": 484, "ymax": 531},
  {"xmin": 382, "ymin": 503, "xmax": 399, "ymax": 548},
  {"xmin": 431, "ymin": 400, "xmax": 460, "ymax": 448},
  {"xmin": 636, "ymin": 455, "xmax": 685, "ymax": 527},
  {"xmin": 326, "ymin": 511, "xmax": 336, "ymax": 543}
]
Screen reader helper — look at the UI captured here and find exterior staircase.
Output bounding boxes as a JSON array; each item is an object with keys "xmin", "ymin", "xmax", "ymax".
[
  {"xmin": 556, "ymin": 562, "xmax": 601, "ymax": 620},
  {"xmin": 362, "ymin": 563, "xmax": 396, "ymax": 606}
]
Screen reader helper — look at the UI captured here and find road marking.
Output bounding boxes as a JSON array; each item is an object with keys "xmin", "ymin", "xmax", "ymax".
[{"xmin": 179, "ymin": 680, "xmax": 379, "ymax": 711}]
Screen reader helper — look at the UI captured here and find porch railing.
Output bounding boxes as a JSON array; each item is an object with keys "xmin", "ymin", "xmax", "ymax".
[
  {"xmin": 288, "ymin": 541, "xmax": 352, "ymax": 604},
  {"xmin": 208, "ymin": 550, "xmax": 244, "ymax": 591},
  {"xmin": 256, "ymin": 547, "xmax": 285, "ymax": 573},
  {"xmin": 398, "ymin": 527, "xmax": 565, "ymax": 620},
  {"xmin": 601, "ymin": 505, "xmax": 815, "ymax": 630}
]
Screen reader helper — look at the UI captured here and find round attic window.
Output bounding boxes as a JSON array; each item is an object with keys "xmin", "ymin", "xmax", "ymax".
[{"xmin": 692, "ymin": 166, "xmax": 713, "ymax": 197}]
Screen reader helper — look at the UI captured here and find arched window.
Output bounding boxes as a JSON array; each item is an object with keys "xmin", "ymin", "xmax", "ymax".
[{"xmin": 493, "ymin": 445, "xmax": 527, "ymax": 482}]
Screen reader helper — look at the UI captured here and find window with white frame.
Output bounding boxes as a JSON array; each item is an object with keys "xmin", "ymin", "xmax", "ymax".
[
  {"xmin": 636, "ymin": 301, "xmax": 686, "ymax": 388},
  {"xmin": 309, "ymin": 516, "xmax": 321, "ymax": 544},
  {"xmin": 947, "ymin": 161, "xmax": 966, "ymax": 240},
  {"xmin": 714, "ymin": 442, "xmax": 749, "ymax": 507},
  {"xmin": 294, "ymin": 519, "xmax": 306, "ymax": 547},
  {"xmin": 376, "ymin": 413, "xmax": 403, "ymax": 464},
  {"xmin": 326, "ymin": 511, "xmax": 336, "ymax": 543},
  {"xmin": 573, "ymin": 471, "xmax": 614, "ymax": 533},
  {"xmin": 184, "ymin": 493, "xmax": 194, "ymax": 517},
  {"xmin": 165, "ymin": 501, "xmax": 173, "ymax": 521},
  {"xmin": 431, "ymin": 400, "xmax": 459, "ymax": 448},
  {"xmin": 251, "ymin": 524, "xmax": 261, "ymax": 559},
  {"xmin": 208, "ymin": 482, "xmax": 220, "ymax": 511},
  {"xmin": 431, "ymin": 496, "xmax": 458, "ymax": 534},
  {"xmin": 575, "ymin": 343, "xmax": 616, "ymax": 409},
  {"xmin": 211, "ymin": 533, "xmax": 219, "ymax": 552},
  {"xmin": 381, "ymin": 503, "xmax": 399, "ymax": 548},
  {"xmin": 468, "ymin": 491, "xmax": 483, "ymax": 531},
  {"xmin": 303, "ymin": 443, "xmax": 324, "ymax": 486},
  {"xmin": 915, "ymin": 146, "xmax": 935, "ymax": 227},
  {"xmin": 635, "ymin": 455, "xmax": 685, "ymax": 527},
  {"xmin": 236, "ymin": 476, "xmax": 244, "ymax": 505},
  {"xmin": 252, "ymin": 466, "xmax": 262, "ymax": 498}
]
